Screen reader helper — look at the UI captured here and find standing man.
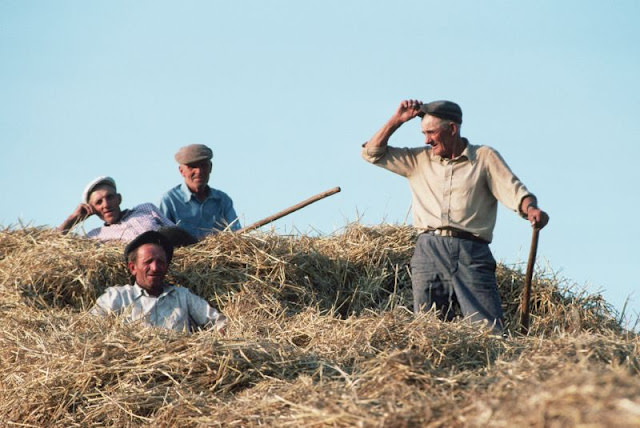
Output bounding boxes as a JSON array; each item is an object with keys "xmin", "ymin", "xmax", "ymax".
[
  {"xmin": 90, "ymin": 230, "xmax": 227, "ymax": 334},
  {"xmin": 362, "ymin": 99, "xmax": 549, "ymax": 333},
  {"xmin": 58, "ymin": 176, "xmax": 178, "ymax": 243},
  {"xmin": 160, "ymin": 144, "xmax": 241, "ymax": 240}
]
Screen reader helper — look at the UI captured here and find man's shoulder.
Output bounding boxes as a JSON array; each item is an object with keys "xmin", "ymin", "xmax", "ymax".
[
  {"xmin": 160, "ymin": 184, "xmax": 188, "ymax": 203},
  {"xmin": 104, "ymin": 283, "xmax": 137, "ymax": 293},
  {"xmin": 208, "ymin": 187, "xmax": 233, "ymax": 201},
  {"xmin": 130, "ymin": 202, "xmax": 162, "ymax": 214},
  {"xmin": 162, "ymin": 184, "xmax": 185, "ymax": 197},
  {"xmin": 165, "ymin": 284, "xmax": 200, "ymax": 299},
  {"xmin": 463, "ymin": 141, "xmax": 494, "ymax": 156},
  {"xmin": 98, "ymin": 283, "xmax": 138, "ymax": 300},
  {"xmin": 86, "ymin": 226, "xmax": 103, "ymax": 238},
  {"xmin": 471, "ymin": 143, "xmax": 496, "ymax": 152},
  {"xmin": 470, "ymin": 144, "xmax": 503, "ymax": 160}
]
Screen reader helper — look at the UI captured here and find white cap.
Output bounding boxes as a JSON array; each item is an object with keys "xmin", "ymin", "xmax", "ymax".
[{"xmin": 82, "ymin": 176, "xmax": 116, "ymax": 203}]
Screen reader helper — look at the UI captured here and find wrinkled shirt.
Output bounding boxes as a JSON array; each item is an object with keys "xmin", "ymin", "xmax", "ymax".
[
  {"xmin": 87, "ymin": 203, "xmax": 175, "ymax": 243},
  {"xmin": 362, "ymin": 140, "xmax": 532, "ymax": 243},
  {"xmin": 159, "ymin": 183, "xmax": 241, "ymax": 239},
  {"xmin": 90, "ymin": 283, "xmax": 226, "ymax": 333}
]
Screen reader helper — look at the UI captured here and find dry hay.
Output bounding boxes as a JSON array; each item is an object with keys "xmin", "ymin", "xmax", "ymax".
[{"xmin": 0, "ymin": 224, "xmax": 638, "ymax": 427}]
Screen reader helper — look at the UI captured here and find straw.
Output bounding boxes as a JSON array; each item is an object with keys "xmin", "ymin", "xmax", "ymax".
[{"xmin": 0, "ymin": 224, "xmax": 637, "ymax": 426}]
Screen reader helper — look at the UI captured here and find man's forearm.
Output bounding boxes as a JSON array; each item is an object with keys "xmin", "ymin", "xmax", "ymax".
[
  {"xmin": 365, "ymin": 116, "xmax": 404, "ymax": 148},
  {"xmin": 58, "ymin": 216, "xmax": 79, "ymax": 234}
]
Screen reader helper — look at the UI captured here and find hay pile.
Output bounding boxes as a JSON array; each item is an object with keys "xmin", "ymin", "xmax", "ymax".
[{"xmin": 0, "ymin": 225, "xmax": 638, "ymax": 427}]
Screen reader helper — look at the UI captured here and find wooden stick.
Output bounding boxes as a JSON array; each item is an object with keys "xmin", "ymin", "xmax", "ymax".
[
  {"xmin": 520, "ymin": 227, "xmax": 540, "ymax": 335},
  {"xmin": 237, "ymin": 187, "xmax": 341, "ymax": 234}
]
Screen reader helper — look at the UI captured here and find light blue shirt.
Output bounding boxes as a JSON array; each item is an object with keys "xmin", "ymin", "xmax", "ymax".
[{"xmin": 159, "ymin": 183, "xmax": 241, "ymax": 239}]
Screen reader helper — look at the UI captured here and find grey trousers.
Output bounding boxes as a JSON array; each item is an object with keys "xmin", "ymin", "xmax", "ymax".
[{"xmin": 410, "ymin": 233, "xmax": 503, "ymax": 332}]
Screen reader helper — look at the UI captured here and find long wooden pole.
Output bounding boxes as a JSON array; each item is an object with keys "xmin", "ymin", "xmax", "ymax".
[
  {"xmin": 520, "ymin": 227, "xmax": 540, "ymax": 335},
  {"xmin": 237, "ymin": 186, "xmax": 341, "ymax": 234}
]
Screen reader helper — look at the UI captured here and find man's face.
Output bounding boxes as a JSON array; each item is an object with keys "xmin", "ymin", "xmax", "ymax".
[
  {"xmin": 421, "ymin": 115, "xmax": 457, "ymax": 158},
  {"xmin": 88, "ymin": 185, "xmax": 122, "ymax": 224},
  {"xmin": 179, "ymin": 160, "xmax": 211, "ymax": 193},
  {"xmin": 128, "ymin": 243, "xmax": 168, "ymax": 293}
]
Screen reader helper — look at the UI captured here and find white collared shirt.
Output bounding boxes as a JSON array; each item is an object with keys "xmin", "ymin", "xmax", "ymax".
[{"xmin": 90, "ymin": 283, "xmax": 226, "ymax": 333}]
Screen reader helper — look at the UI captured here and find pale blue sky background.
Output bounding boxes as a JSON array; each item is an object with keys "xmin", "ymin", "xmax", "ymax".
[{"xmin": 2, "ymin": 1, "xmax": 639, "ymax": 326}]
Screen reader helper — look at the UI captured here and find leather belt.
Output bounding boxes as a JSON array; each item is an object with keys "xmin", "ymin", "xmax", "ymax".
[{"xmin": 423, "ymin": 228, "xmax": 488, "ymax": 244}]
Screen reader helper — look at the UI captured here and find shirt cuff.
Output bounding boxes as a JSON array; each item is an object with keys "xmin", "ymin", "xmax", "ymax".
[{"xmin": 518, "ymin": 194, "xmax": 537, "ymax": 218}]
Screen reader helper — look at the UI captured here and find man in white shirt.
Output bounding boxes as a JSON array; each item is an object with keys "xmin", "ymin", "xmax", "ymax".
[{"xmin": 90, "ymin": 230, "xmax": 227, "ymax": 334}]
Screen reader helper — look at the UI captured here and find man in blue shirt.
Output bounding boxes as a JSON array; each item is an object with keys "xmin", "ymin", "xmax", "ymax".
[{"xmin": 159, "ymin": 144, "xmax": 241, "ymax": 240}]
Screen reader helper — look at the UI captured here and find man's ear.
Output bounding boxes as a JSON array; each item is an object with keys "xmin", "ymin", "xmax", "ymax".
[
  {"xmin": 117, "ymin": 193, "xmax": 123, "ymax": 205},
  {"xmin": 449, "ymin": 122, "xmax": 459, "ymax": 136},
  {"xmin": 127, "ymin": 261, "xmax": 136, "ymax": 276},
  {"xmin": 179, "ymin": 165, "xmax": 187, "ymax": 178}
]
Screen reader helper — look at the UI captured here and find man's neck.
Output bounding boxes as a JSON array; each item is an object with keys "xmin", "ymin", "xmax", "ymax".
[
  {"xmin": 449, "ymin": 137, "xmax": 467, "ymax": 159},
  {"xmin": 137, "ymin": 282, "xmax": 166, "ymax": 297},
  {"xmin": 104, "ymin": 210, "xmax": 126, "ymax": 226},
  {"xmin": 189, "ymin": 185, "xmax": 209, "ymax": 202}
]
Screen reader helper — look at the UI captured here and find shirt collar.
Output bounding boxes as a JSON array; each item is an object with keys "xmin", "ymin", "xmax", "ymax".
[
  {"xmin": 180, "ymin": 182, "xmax": 220, "ymax": 202},
  {"xmin": 133, "ymin": 282, "xmax": 174, "ymax": 298},
  {"xmin": 430, "ymin": 138, "xmax": 475, "ymax": 164},
  {"xmin": 459, "ymin": 138, "xmax": 477, "ymax": 163}
]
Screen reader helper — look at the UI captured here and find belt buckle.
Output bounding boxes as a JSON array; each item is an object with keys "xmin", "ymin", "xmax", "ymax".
[{"xmin": 435, "ymin": 229, "xmax": 449, "ymax": 237}]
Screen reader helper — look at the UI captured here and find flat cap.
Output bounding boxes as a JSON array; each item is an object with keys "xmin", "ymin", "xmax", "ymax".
[
  {"xmin": 174, "ymin": 144, "xmax": 213, "ymax": 165},
  {"xmin": 420, "ymin": 100, "xmax": 463, "ymax": 124},
  {"xmin": 82, "ymin": 176, "xmax": 116, "ymax": 203},
  {"xmin": 124, "ymin": 230, "xmax": 174, "ymax": 264}
]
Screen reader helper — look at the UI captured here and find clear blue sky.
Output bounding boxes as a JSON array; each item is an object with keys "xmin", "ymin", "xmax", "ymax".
[{"xmin": 2, "ymin": 1, "xmax": 639, "ymax": 325}]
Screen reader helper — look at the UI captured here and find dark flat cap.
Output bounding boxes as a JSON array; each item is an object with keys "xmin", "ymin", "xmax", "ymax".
[
  {"xmin": 124, "ymin": 230, "xmax": 174, "ymax": 264},
  {"xmin": 420, "ymin": 100, "xmax": 463, "ymax": 124},
  {"xmin": 174, "ymin": 144, "xmax": 213, "ymax": 165}
]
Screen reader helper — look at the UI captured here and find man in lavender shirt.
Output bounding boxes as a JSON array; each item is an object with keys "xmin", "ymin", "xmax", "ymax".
[{"xmin": 58, "ymin": 176, "xmax": 191, "ymax": 244}]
